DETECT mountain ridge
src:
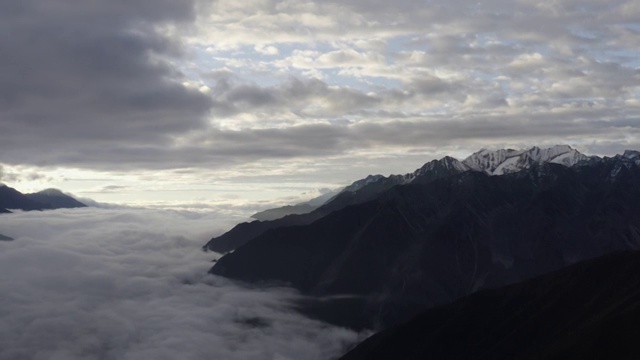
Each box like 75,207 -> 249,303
339,250 -> 640,360
210,153 -> 640,330
204,146 -> 635,253
0,185 -> 87,212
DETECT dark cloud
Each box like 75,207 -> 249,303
207,77 -> 381,117
0,208 -> 364,360
0,0 -> 212,165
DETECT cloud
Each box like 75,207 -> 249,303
0,0 -> 212,165
0,208 -> 364,360
0,0 -> 638,191
254,44 -> 280,56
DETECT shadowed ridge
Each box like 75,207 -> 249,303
340,250 -> 640,360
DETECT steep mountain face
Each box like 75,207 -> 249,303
210,156 -> 640,329
340,251 -> 640,360
0,185 -> 86,212
25,189 -> 87,209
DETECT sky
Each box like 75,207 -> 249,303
0,208 -> 366,360
1,0 -> 639,208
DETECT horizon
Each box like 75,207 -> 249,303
0,144 -> 634,212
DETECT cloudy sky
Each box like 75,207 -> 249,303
1,0 -> 638,207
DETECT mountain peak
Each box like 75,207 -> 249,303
35,188 -> 65,196
623,150 -> 640,160
463,145 -> 585,175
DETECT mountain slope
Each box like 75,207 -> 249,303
340,250 -> 640,360
211,157 -> 640,329
251,188 -> 342,221
0,233 -> 13,241
250,203 -> 317,221
24,189 -> 87,209
206,146 -> 594,253
0,185 -> 46,211
0,185 -> 86,212
204,157 -> 470,253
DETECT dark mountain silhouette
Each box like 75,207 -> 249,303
205,147 -> 594,253
0,185 -> 86,212
0,233 -> 13,241
340,250 -> 640,360
210,155 -> 640,330
25,189 -> 87,209
0,185 -> 46,211
204,158 -> 469,253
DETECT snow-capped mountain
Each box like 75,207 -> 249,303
622,150 -> 640,162
210,148 -> 640,332
331,146 -> 590,202
205,145 -> 637,254
462,145 -> 589,175
462,148 -> 525,174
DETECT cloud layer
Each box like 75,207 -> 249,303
0,208 -> 363,360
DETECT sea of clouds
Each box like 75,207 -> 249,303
0,208 -> 363,360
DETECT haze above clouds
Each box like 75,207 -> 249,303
0,208 -> 362,360
0,0 -> 638,204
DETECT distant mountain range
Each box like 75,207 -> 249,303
340,250 -> 640,360
207,146 -> 640,332
0,184 -> 87,213
249,145 -> 593,222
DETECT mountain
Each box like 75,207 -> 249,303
0,233 -> 13,241
251,189 -> 342,221
25,188 -> 87,209
462,145 -> 590,175
204,158 -> 470,253
210,154 -> 640,330
0,185 -> 46,211
206,146 -> 592,254
251,204 -> 317,221
251,176 -> 394,222
0,185 -> 86,212
340,250 -> 640,360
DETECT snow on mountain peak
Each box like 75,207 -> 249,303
414,156 -> 470,175
463,148 -> 525,174
623,150 -> 640,160
462,145 -> 586,175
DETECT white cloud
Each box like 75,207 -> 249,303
0,208 -> 364,360
254,44 -> 280,56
